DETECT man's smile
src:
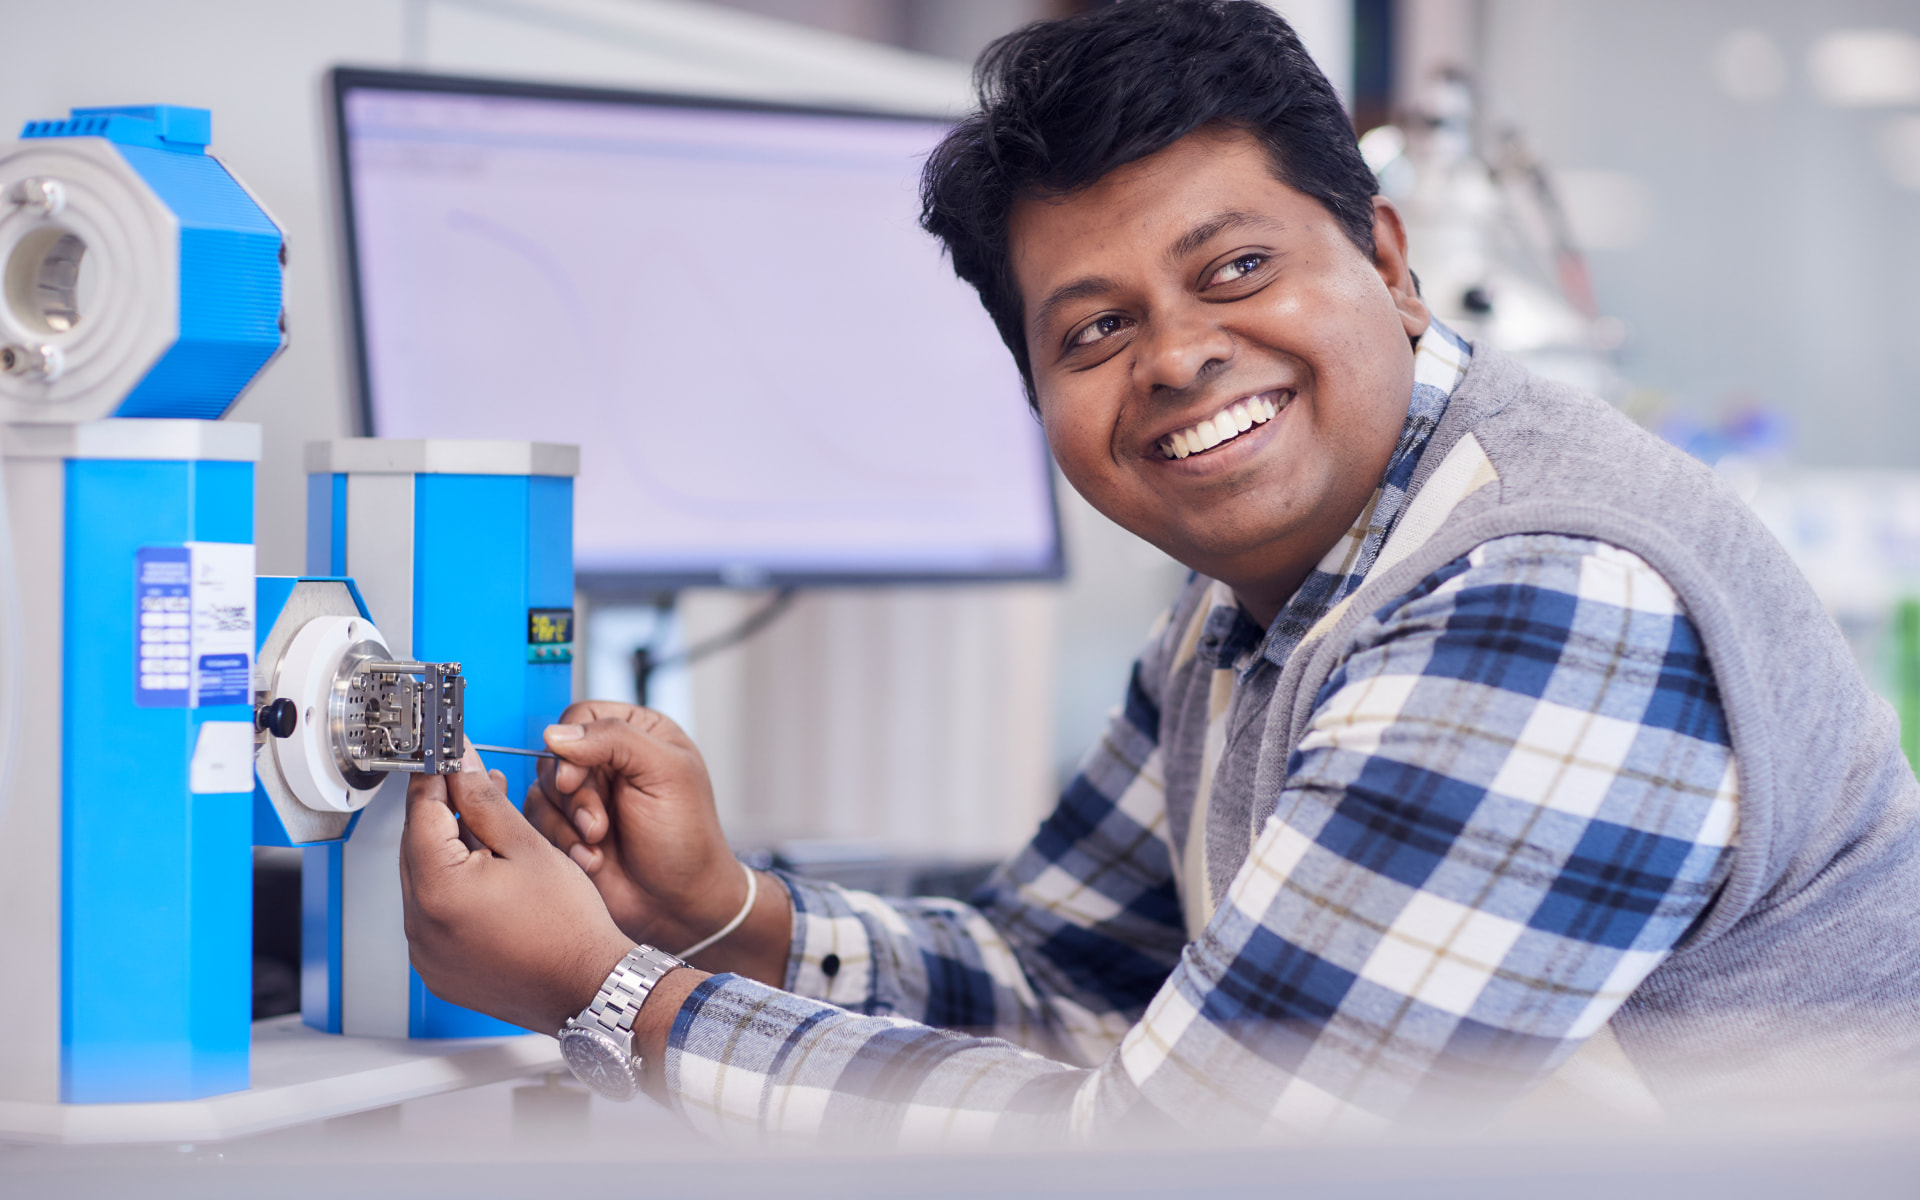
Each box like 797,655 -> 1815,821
1152,388 -> 1289,460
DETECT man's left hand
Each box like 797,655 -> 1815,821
401,748 -> 636,1035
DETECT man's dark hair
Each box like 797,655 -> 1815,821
920,0 -> 1379,404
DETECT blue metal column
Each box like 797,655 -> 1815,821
61,454 -> 254,1101
409,472 -> 574,1036
301,444 -> 575,1039
299,471 -> 349,1034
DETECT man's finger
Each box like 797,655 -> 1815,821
526,782 -> 584,853
403,770 -> 470,885
566,777 -> 610,843
444,747 -> 544,857
537,745 -> 593,805
543,717 -> 681,788
547,768 -> 611,848
526,783 -> 607,873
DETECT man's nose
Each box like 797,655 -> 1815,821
1131,306 -> 1234,395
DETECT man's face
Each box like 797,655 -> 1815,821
1009,127 -> 1429,620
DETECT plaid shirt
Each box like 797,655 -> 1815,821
662,321 -> 1738,1145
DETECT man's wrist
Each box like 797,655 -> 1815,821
629,964 -> 707,1095
675,868 -> 793,986
554,935 -> 639,1036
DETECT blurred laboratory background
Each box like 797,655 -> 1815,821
9,0 -> 1920,884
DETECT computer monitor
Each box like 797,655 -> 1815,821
329,68 -> 1062,591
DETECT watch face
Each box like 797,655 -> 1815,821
559,1025 -> 639,1101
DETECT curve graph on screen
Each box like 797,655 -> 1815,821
340,79 -> 1059,582
439,207 -> 972,519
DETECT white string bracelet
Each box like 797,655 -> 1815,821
676,860 -> 758,959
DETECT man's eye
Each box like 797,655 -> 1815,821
1210,254 -> 1267,286
1071,313 -> 1133,347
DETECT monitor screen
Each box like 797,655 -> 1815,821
330,69 -> 1061,589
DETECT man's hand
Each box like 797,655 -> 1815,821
401,747 -> 636,1035
521,702 -> 789,983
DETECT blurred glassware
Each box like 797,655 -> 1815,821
1808,28 -> 1920,108
1364,69 -> 1628,401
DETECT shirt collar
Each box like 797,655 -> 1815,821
1201,318 -> 1473,674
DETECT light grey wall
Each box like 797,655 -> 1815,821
1475,0 -> 1920,469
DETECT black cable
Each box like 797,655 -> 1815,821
632,588 -> 799,706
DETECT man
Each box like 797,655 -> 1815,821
400,0 -> 1920,1144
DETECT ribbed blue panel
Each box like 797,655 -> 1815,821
22,105 -> 210,151
63,457 -> 253,1102
111,146 -> 282,420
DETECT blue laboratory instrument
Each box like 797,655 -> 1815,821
0,105 -> 283,1104
0,103 -> 576,1130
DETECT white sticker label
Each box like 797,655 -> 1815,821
186,541 -> 254,708
190,720 -> 257,794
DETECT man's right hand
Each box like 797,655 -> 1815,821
521,701 -> 789,983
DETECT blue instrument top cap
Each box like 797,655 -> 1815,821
20,105 -> 211,154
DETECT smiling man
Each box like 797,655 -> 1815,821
400,0 -> 1920,1144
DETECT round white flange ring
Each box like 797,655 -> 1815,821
0,137 -> 179,422
269,613 -> 389,814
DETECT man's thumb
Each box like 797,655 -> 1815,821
542,718 -> 667,784
445,747 -> 539,854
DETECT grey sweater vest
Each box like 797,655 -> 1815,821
1223,347 -> 1920,1096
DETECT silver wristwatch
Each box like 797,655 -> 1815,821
557,944 -> 686,1100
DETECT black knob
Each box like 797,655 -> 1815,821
257,697 -> 298,739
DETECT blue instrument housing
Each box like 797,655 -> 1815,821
20,105 -> 284,419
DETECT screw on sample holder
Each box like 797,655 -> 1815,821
255,697 -> 298,739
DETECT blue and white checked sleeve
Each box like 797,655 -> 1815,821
776,613 -> 1193,1066
660,535 -> 1738,1146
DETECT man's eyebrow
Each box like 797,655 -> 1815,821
1166,210 -> 1286,264
1031,275 -> 1122,334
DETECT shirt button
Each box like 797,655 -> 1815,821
821,954 -> 841,978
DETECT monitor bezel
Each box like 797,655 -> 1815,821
326,65 -> 1065,593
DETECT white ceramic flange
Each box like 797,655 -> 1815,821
268,613 -> 389,814
0,137 -> 178,422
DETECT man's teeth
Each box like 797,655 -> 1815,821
1159,395 -> 1282,459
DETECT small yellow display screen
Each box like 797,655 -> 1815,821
527,608 -> 574,663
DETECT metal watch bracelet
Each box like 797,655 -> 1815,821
582,944 -> 684,1039
559,944 -> 685,1100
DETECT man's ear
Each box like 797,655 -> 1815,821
1370,195 -> 1429,339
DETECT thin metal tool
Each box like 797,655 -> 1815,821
470,742 -> 556,761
